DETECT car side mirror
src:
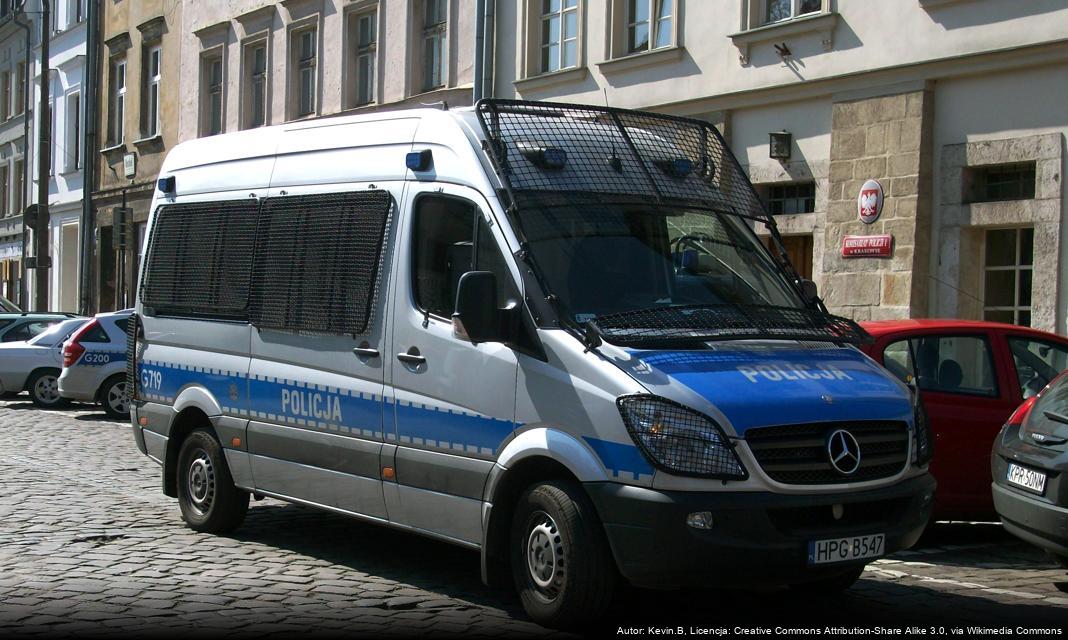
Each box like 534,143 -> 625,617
453,271 -> 510,344
800,278 -> 819,305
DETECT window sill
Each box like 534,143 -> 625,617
132,134 -> 162,146
729,12 -> 838,65
597,46 -> 684,75
513,66 -> 588,93
99,143 -> 126,155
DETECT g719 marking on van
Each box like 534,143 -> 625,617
141,369 -> 163,392
280,387 -> 343,423
737,364 -> 853,383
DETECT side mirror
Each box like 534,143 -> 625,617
800,278 -> 819,305
453,271 -> 507,344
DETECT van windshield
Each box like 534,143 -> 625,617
520,202 -> 864,347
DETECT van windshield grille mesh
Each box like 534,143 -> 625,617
475,99 -> 771,224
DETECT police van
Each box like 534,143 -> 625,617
129,100 -> 935,628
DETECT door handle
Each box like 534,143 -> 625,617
353,342 -> 380,359
397,347 -> 426,365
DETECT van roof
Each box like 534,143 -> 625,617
161,107 -> 479,175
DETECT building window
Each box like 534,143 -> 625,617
244,41 -> 268,129
108,57 -> 126,145
983,227 -> 1033,326
14,61 -> 24,116
764,0 -> 820,24
65,92 -> 80,172
13,158 -> 23,213
540,0 -> 578,73
352,11 -> 377,105
764,181 -> 815,215
143,45 -> 162,138
291,28 -> 317,118
421,0 -> 447,91
0,165 -> 8,216
202,54 -> 223,136
0,71 -> 9,120
966,162 -> 1036,204
627,0 -> 673,54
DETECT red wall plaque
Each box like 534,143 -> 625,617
842,234 -> 893,258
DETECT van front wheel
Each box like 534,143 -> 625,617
176,429 -> 249,533
511,480 -> 616,629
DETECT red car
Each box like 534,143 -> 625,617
860,319 -> 1068,521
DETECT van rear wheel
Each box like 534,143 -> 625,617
511,480 -> 616,629
176,429 -> 249,533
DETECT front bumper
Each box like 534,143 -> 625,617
585,473 -> 935,589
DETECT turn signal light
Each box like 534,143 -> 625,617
382,466 -> 395,480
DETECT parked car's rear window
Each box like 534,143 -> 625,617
80,322 -> 111,343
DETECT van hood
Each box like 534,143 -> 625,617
612,342 -> 913,435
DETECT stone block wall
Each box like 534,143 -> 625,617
823,89 -> 934,321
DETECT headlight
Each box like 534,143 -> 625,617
616,395 -> 747,479
912,393 -> 933,466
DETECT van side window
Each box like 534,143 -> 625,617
411,195 -> 517,319
249,190 -> 393,335
141,200 -> 260,318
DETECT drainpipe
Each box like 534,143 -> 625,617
473,0 -> 485,102
35,0 -> 51,312
481,0 -> 495,100
12,9 -> 31,309
79,0 -> 99,315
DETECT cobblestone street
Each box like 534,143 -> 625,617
1,399 -> 1065,637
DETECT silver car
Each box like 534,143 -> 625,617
0,318 -> 88,407
58,310 -> 132,419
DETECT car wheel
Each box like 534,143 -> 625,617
28,369 -> 68,408
510,480 -> 616,629
789,564 -> 866,593
176,429 -> 249,533
100,375 -> 130,419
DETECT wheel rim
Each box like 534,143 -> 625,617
107,381 -> 129,415
35,375 -> 60,404
526,511 -> 565,598
186,449 -> 216,516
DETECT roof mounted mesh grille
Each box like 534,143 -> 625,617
475,99 -> 771,224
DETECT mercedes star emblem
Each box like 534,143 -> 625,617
827,429 -> 862,475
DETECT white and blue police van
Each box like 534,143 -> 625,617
129,100 -> 935,629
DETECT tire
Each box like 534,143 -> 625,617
511,480 -> 616,629
789,564 -> 866,594
99,375 -> 130,420
27,369 -> 68,408
176,429 -> 249,533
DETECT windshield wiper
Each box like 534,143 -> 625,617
1043,410 -> 1068,426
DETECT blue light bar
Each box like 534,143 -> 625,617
518,142 -> 567,170
406,149 -> 433,172
656,158 -> 693,178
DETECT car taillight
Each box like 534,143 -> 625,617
63,341 -> 85,367
63,319 -> 98,367
1007,396 -> 1037,428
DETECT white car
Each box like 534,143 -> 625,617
58,309 -> 132,419
0,318 -> 88,407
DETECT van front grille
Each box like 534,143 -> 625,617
745,421 -> 909,485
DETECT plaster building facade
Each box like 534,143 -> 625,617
91,0 -> 181,312
0,1 -> 34,306
492,0 -> 1068,333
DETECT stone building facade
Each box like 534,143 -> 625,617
492,0 -> 1068,333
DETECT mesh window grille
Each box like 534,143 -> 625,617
476,99 -> 769,224
249,191 -> 392,335
141,200 -> 260,317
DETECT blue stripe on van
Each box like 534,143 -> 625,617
138,360 -> 513,455
583,436 -> 653,481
